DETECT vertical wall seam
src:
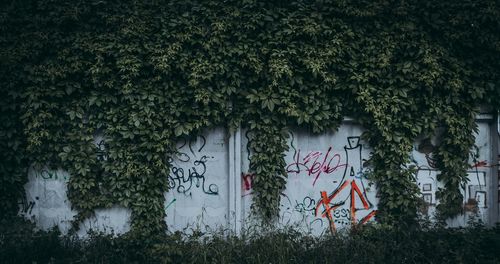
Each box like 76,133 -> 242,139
228,127 -> 235,231
235,126 -> 242,235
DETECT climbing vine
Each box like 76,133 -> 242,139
0,0 -> 499,233
435,104 -> 479,221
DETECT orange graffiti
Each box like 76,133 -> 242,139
316,179 -> 376,231
350,180 -> 370,224
359,210 -> 377,225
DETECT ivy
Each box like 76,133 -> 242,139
247,123 -> 288,221
435,104 -> 478,221
0,0 -> 499,233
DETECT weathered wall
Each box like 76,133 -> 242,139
20,167 -> 131,236
412,119 -> 497,226
163,128 -> 230,233
20,117 -> 500,236
241,123 -> 377,236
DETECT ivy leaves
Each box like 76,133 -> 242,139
248,123 -> 289,221
0,0 -> 499,232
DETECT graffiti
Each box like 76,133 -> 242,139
416,169 -> 489,218
18,196 -> 37,214
294,196 -> 316,214
245,130 -> 252,163
174,136 -> 207,162
317,191 -> 335,233
311,136 -> 376,232
414,141 -> 494,170
35,170 -> 67,181
416,138 -> 438,169
165,198 -> 177,210
424,155 -> 438,168
242,173 -> 255,191
96,140 -> 108,161
417,169 -> 437,208
169,155 -> 219,196
471,160 -> 496,168
329,208 -> 351,221
286,147 -> 347,186
344,137 -> 365,179
310,218 -> 324,228
279,194 -> 295,225
316,181 -> 376,232
464,171 -> 487,211
168,136 -> 219,196
470,143 -> 493,168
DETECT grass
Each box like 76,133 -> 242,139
1,217 -> 499,264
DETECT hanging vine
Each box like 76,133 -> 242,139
0,0 -> 499,233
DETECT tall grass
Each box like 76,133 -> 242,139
1,216 -> 499,264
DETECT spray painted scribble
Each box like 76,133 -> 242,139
416,168 -> 489,222
96,140 -> 108,161
165,198 -> 177,210
35,170 -> 67,181
173,136 -> 207,163
315,137 -> 376,231
241,172 -> 255,198
464,170 -> 487,212
169,155 -> 218,196
284,135 -> 376,233
294,196 -> 316,214
286,147 -> 347,186
242,173 -> 254,191
316,180 -> 376,233
168,136 -> 219,196
415,138 -> 438,169
19,196 -> 37,215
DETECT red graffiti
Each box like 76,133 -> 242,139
286,147 -> 347,186
319,191 -> 339,233
242,173 -> 255,192
359,210 -> 377,225
349,180 -> 369,224
472,160 -> 489,168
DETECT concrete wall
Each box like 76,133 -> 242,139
19,167 -> 131,236
241,123 -> 377,236
19,117 -> 500,236
412,118 -> 497,226
163,128 -> 231,233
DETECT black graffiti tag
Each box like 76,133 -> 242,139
168,155 -> 219,196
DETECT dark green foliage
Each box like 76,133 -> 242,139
0,86 -> 28,218
1,0 -> 499,232
435,106 -> 478,220
1,218 -> 500,264
247,123 -> 289,220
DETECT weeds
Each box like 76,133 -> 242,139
1,217 -> 499,264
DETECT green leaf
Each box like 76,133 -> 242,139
174,126 -> 183,137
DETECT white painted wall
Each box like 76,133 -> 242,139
20,167 -> 131,236
241,124 -> 377,235
164,128 -> 231,233
412,121 -> 495,226
20,118 -> 500,236
20,167 -> 75,234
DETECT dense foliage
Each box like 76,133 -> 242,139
1,217 -> 500,264
1,0 -> 499,233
